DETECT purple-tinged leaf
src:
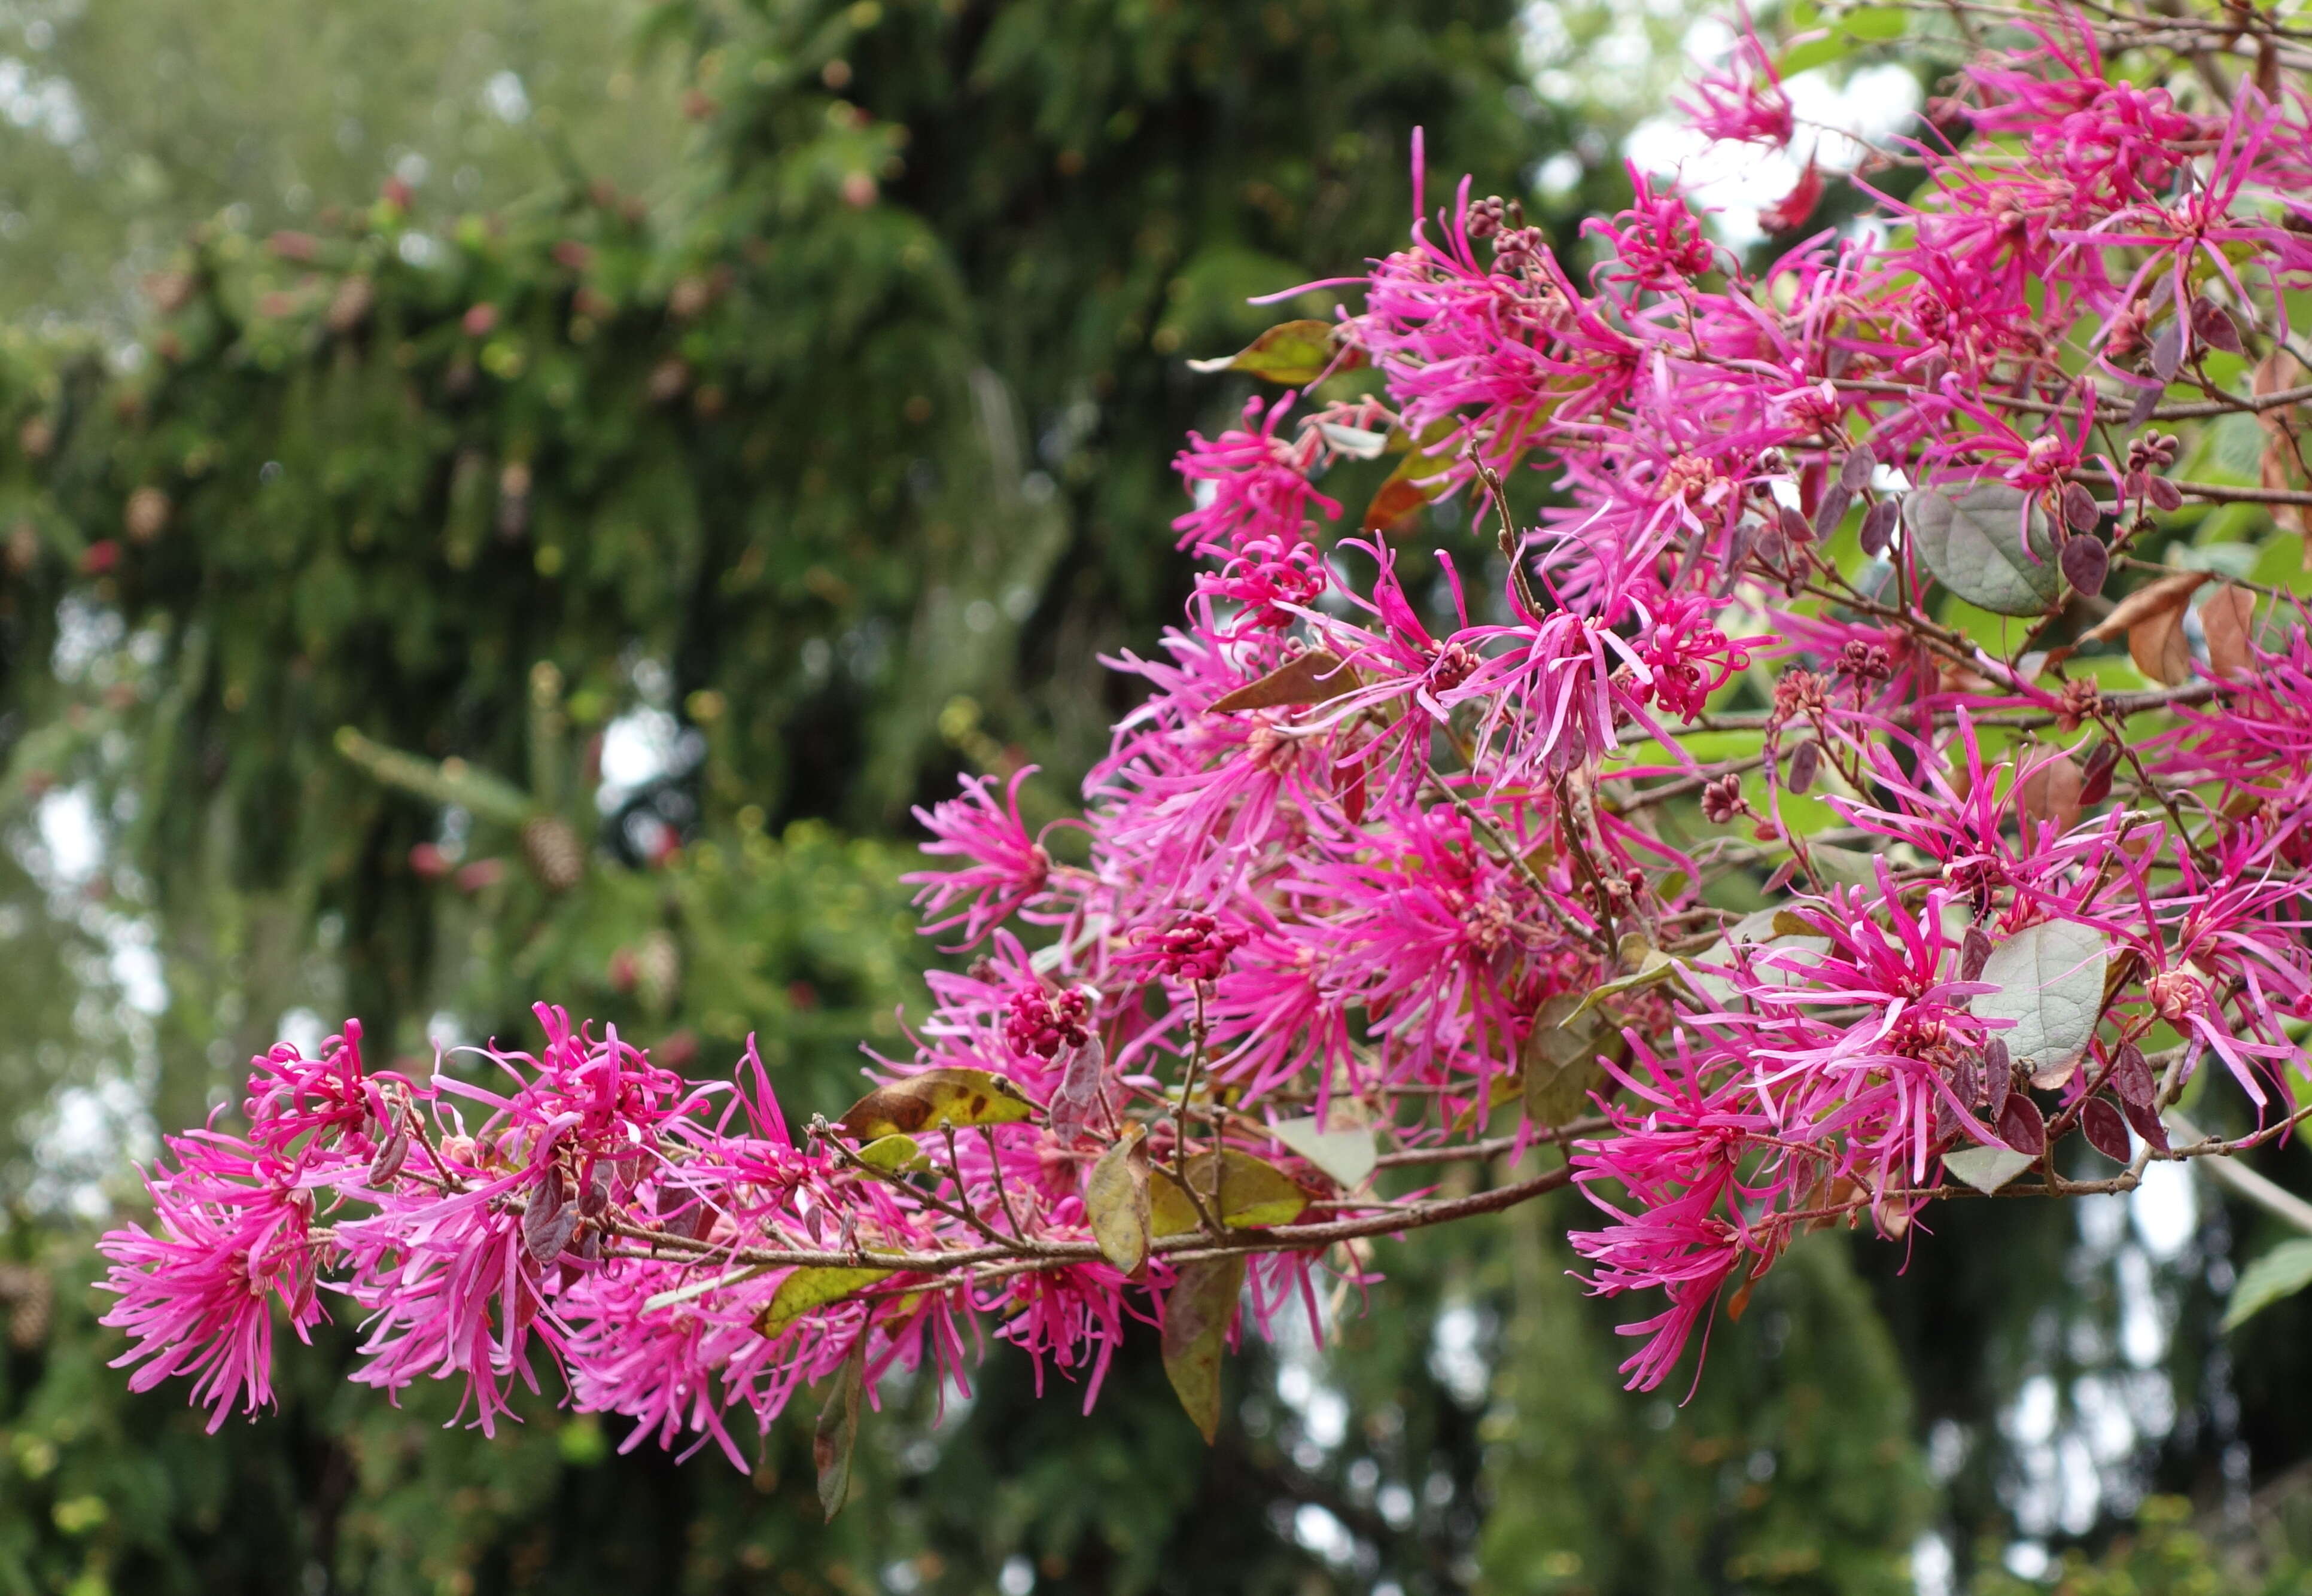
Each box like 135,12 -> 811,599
1860,497 -> 1899,556
2081,1097 -> 2132,1162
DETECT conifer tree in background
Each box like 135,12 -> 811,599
13,2 -> 2286,1592
0,2 -> 1697,1591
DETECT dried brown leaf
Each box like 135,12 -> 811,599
1209,650 -> 1360,714
2201,583 -> 2256,677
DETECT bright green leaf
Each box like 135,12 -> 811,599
2224,1238 -> 2312,1330
755,1266 -> 893,1340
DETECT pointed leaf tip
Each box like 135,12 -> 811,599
1161,1254 -> 1245,1443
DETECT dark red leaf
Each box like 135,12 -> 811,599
2078,741 -> 2120,806
1814,483 -> 1853,541
2081,1097 -> 2132,1163
2150,317 -> 2184,382
1787,739 -> 1821,794
2191,296 -> 2243,355
1985,1038 -> 2013,1118
1759,162 -> 1824,234
1960,927 -> 1993,984
2109,1041 -> 2156,1108
2059,534 -> 2109,596
1997,1092 -> 2046,1156
2121,1094 -> 2170,1151
2061,482 -> 2101,532
1860,498 -> 1899,556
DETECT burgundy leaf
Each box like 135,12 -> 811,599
2078,741 -> 2120,806
367,1130 -> 410,1187
1860,498 -> 1899,556
2081,1097 -> 2132,1163
2150,317 -> 2184,381
1787,739 -> 1821,794
1997,1092 -> 2046,1156
2061,481 -> 2101,532
2059,534 -> 2109,596
1814,482 -> 1854,541
2121,1094 -> 2171,1151
2109,1041 -> 2156,1108
2191,295 -> 2243,355
1960,927 -> 1993,984
1985,1038 -> 2013,1118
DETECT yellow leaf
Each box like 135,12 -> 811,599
1183,320 -> 1361,385
1149,1150 -> 1310,1236
838,1068 -> 1033,1141
856,1133 -> 929,1172
1085,1126 -> 1151,1274
755,1266 -> 893,1340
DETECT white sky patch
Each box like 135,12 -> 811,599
2131,1160 -> 2200,1262
596,706 -> 686,812
1911,1530 -> 1955,1596
1625,27 -> 1922,248
276,1007 -> 329,1059
482,69 -> 531,125
35,787 -> 102,884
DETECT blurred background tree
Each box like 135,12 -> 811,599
0,0 -> 2305,1592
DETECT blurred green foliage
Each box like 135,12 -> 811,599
0,0 -> 690,330
0,1 -> 1646,1592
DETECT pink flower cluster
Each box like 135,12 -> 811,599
102,2 -> 2312,1449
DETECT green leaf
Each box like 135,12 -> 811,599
1149,1150 -> 1310,1235
1942,1146 -> 2036,1194
812,1339 -> 866,1522
1906,481 -> 2061,616
334,726 -> 536,826
1085,1126 -> 1152,1274
755,1266 -> 893,1340
1563,949 -> 1680,1023
1522,991 -> 1616,1128
2224,1238 -> 2312,1330
1808,842 -> 1881,889
1841,6 -> 1908,39
1267,1115 -> 1378,1189
1161,1254 -> 1245,1443
838,1067 -> 1034,1140
1184,319 -> 1357,385
856,1132 -> 929,1172
1775,34 -> 1851,75
1969,919 -> 2110,1085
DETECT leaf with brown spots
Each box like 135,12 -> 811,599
838,1068 -> 1033,1141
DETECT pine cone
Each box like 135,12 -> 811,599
0,1263 -> 53,1350
521,815 -> 586,893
